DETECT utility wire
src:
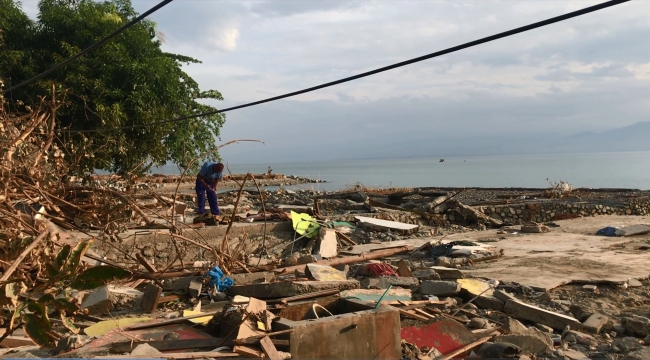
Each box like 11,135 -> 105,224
1,0 -> 174,94
63,0 -> 629,133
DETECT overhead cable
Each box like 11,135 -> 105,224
63,0 -> 630,133
1,0 -> 174,94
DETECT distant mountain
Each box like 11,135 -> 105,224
555,121 -> 650,153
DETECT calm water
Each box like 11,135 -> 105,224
155,152 -> 650,191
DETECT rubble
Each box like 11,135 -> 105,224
4,102 -> 650,358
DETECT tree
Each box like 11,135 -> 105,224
0,0 -> 226,174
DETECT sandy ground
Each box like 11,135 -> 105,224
348,215 -> 650,291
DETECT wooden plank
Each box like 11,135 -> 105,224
140,283 -> 162,314
111,338 -> 226,353
124,310 -> 222,330
413,308 -> 436,320
234,338 -> 289,346
260,336 -> 282,360
335,231 -> 357,246
396,260 -> 412,277
0,336 -> 35,348
396,308 -> 430,321
96,352 -> 239,359
136,253 -> 157,273
234,298 -> 267,357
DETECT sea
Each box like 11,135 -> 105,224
154,151 -> 650,191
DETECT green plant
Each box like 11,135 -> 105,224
8,239 -> 130,346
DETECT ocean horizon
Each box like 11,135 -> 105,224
153,151 -> 650,191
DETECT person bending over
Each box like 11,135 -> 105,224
196,161 -> 224,215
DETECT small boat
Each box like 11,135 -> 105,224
439,159 -> 445,163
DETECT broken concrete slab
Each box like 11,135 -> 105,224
428,266 -> 464,279
354,216 -> 419,234
411,269 -> 440,280
457,278 -> 504,311
81,287 -> 114,315
583,313 -> 609,334
227,280 -> 360,299
360,277 -> 419,289
493,335 -> 551,354
305,264 -> 346,281
503,299 -> 582,331
420,281 -> 461,296
615,224 -> 650,237
228,272 -> 276,285
130,343 -> 162,356
621,314 -> 650,337
340,288 -> 412,303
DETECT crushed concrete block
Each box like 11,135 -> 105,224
624,347 -> 650,360
494,335 -> 552,354
428,266 -> 463,279
521,223 -> 550,233
81,287 -> 114,315
563,349 -> 588,360
504,318 -> 530,335
411,269 -> 440,280
360,277 -> 419,289
298,255 -> 318,265
420,281 -> 461,296
131,343 -> 162,356
567,330 -> 597,346
188,280 -> 202,298
503,299 -> 582,331
621,314 -> 650,337
228,272 -> 276,285
306,264 -> 347,281
612,337 -> 642,352
583,313 -> 609,334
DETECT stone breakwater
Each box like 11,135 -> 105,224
474,198 -> 650,224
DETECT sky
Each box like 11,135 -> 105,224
18,0 -> 650,162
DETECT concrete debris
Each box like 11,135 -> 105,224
130,343 -> 163,356
621,314 -> 650,337
80,287 -> 114,315
420,280 -> 461,296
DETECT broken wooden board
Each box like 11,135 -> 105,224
141,283 -> 163,314
111,338 -> 226,353
260,336 -> 283,360
84,317 -> 153,337
354,216 -> 419,234
233,297 -> 267,358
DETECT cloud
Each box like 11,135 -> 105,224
16,0 -> 650,163
209,26 -> 240,52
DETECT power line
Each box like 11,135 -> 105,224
1,0 -> 174,94
65,0 -> 629,133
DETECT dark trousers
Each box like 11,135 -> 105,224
196,178 -> 220,215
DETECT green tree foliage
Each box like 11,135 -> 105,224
0,0 -> 225,174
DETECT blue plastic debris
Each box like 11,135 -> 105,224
206,266 -> 234,292
596,226 -> 617,237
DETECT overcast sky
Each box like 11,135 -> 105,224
19,0 -> 650,162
